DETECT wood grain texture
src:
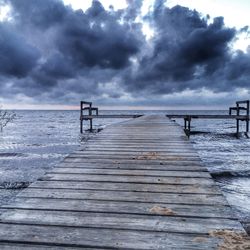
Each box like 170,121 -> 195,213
2,197 -> 237,219
29,180 -> 221,194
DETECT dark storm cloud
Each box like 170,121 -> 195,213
0,0 -> 250,106
0,22 -> 40,77
5,0 -> 67,29
40,53 -> 75,79
55,6 -> 140,70
1,0 -> 143,103
226,50 -> 250,81
7,0 -> 142,70
124,3 -> 237,94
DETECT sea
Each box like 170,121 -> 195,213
0,110 -> 249,231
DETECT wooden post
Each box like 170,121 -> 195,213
246,100 -> 249,133
236,103 -> 239,136
187,116 -> 191,138
184,118 -> 187,130
89,103 -> 93,132
183,117 -> 191,138
80,101 -> 93,133
80,101 -> 83,134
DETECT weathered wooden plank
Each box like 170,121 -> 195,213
85,142 -> 191,147
48,168 -> 210,178
69,151 -> 200,157
83,143 -> 193,148
0,243 -> 95,250
82,145 -> 193,150
97,134 -> 185,137
94,135 -> 187,138
87,138 -> 189,142
72,151 -> 199,157
0,223 -> 222,249
0,209 -> 243,234
39,173 -> 214,185
81,114 -> 142,119
2,197 -> 236,219
30,180 -> 220,194
91,131 -> 185,134
91,129 -> 185,132
167,114 -> 250,119
63,158 -> 203,166
18,188 -> 227,205
100,131 -> 184,133
56,162 -> 206,171
81,146 -> 196,150
82,147 -> 195,152
66,154 -> 201,161
86,140 -> 191,144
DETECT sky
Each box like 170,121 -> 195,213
0,0 -> 250,109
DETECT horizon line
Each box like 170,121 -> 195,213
2,104 -> 229,111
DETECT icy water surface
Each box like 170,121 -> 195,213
0,110 -> 131,204
0,110 -> 249,231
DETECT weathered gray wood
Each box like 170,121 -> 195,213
63,158 -> 203,165
0,243 -> 95,250
88,138 -> 189,142
2,197 -> 236,219
69,150 -> 200,156
18,188 -> 227,205
72,151 -> 199,157
82,147 -> 195,152
81,114 -> 142,119
0,223 -> 222,249
81,147 -> 196,152
56,162 -> 206,171
39,173 -> 214,185
30,180 -> 220,194
167,114 -> 250,119
48,168 -> 211,178
65,155 -> 201,162
86,142 -> 192,146
0,209 -> 243,234
80,145 -> 196,150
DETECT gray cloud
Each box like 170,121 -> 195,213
124,4 -> 237,94
1,0 -> 143,103
5,0 -> 67,30
0,0 -> 250,106
0,22 -> 40,77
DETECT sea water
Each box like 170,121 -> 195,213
0,110 -> 249,229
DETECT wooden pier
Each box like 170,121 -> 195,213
0,115 -> 247,249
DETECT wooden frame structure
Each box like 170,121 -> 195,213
229,100 -> 249,135
80,101 -> 98,133
81,100 -> 250,137
167,100 -> 250,138
80,101 -> 142,133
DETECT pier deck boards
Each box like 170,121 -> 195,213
0,115 -> 246,249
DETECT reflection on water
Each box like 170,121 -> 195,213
0,110 -> 249,228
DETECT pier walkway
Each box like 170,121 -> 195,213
0,115 -> 246,249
